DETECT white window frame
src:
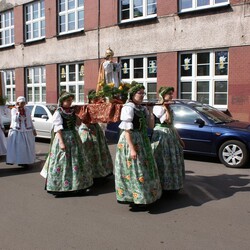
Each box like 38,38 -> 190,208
120,56 -> 157,101
119,0 -> 157,23
25,0 -> 45,42
179,0 -> 229,13
58,0 -> 84,35
26,66 -> 46,103
179,49 -> 229,109
59,63 -> 84,104
2,70 -> 16,104
0,10 -> 14,48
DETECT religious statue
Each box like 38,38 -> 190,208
96,47 -> 121,92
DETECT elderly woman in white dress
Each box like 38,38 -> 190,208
6,96 -> 36,167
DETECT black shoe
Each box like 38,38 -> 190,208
6,163 -> 13,165
117,200 -> 134,205
18,164 -> 29,167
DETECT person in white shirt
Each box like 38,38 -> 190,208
6,96 -> 36,167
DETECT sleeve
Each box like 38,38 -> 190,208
25,107 -> 35,129
114,62 -> 121,72
0,114 -> 3,129
10,108 -> 17,128
52,110 -> 63,132
118,105 -> 134,130
153,105 -> 167,124
103,61 -> 113,73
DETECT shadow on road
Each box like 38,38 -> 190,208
148,172 -> 250,214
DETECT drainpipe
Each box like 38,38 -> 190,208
98,0 -> 101,65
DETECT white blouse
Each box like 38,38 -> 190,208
52,108 -> 75,133
119,102 -> 148,130
153,105 -> 167,124
10,107 -> 34,131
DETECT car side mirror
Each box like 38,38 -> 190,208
41,114 -> 48,120
194,118 -> 205,127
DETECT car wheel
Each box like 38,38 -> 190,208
219,140 -> 249,168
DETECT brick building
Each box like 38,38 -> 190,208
0,0 -> 250,121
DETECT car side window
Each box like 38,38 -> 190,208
34,106 -> 47,118
171,105 -> 200,124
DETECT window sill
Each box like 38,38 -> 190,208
0,44 -> 15,51
57,30 -> 85,40
178,4 -> 231,16
118,16 -> 158,28
23,37 -> 46,46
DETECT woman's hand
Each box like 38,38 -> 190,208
59,141 -> 66,150
33,129 -> 37,136
180,139 -> 185,148
130,148 -> 137,160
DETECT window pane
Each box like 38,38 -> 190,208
60,65 -> 67,82
215,94 -> 227,105
41,0 -> 45,17
180,0 -> 192,10
197,81 -> 209,92
134,58 -> 143,78
33,22 -> 39,38
33,2 -> 39,19
42,87 -> 46,102
197,53 -> 210,76
215,0 -> 228,3
79,64 -> 84,81
34,68 -> 40,83
28,88 -> 32,102
181,81 -> 192,92
121,0 -> 130,20
69,65 -> 76,81
181,93 -> 192,99
79,85 -> 84,102
148,57 -> 157,78
26,5 -> 31,21
78,0 -> 84,7
78,10 -> 84,29
147,82 -> 156,92
121,59 -> 130,79
59,15 -> 66,32
69,85 -> 76,94
134,0 -> 143,18
34,87 -> 40,102
68,13 -> 75,30
215,81 -> 227,92
59,0 -> 66,12
197,0 -> 209,7
68,0 -> 75,10
215,51 -> 228,75
34,106 -> 47,117
181,54 -> 192,76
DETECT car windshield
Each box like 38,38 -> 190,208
194,104 -> 234,123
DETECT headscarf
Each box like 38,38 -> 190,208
16,96 -> 26,104
58,91 -> 74,107
158,86 -> 174,104
127,83 -> 145,102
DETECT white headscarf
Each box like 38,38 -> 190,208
16,96 -> 26,103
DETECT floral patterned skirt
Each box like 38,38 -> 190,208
151,125 -> 185,191
79,123 -> 113,178
115,130 -> 162,204
44,130 -> 93,192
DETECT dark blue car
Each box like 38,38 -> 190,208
106,100 -> 250,168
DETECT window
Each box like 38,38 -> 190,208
34,106 -> 47,118
26,66 -> 46,103
25,0 -> 45,41
59,63 -> 84,103
179,0 -> 229,12
0,10 -> 14,47
179,50 -> 228,108
121,56 -> 157,100
171,105 -> 200,124
2,70 -> 15,103
58,0 -> 84,34
120,0 -> 157,23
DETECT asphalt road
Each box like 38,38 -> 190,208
0,139 -> 250,250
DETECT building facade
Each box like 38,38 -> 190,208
0,0 -> 250,121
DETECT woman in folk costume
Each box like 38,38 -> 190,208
115,83 -> 162,208
78,90 -> 113,180
41,91 -> 93,195
151,87 -> 185,194
96,46 -> 121,92
0,115 -> 7,156
6,96 -> 36,167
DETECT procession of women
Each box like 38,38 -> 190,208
1,47 -> 185,211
